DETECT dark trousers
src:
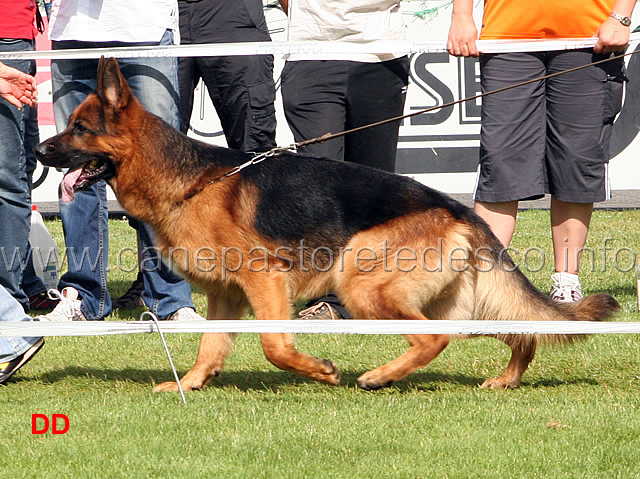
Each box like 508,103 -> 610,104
178,0 -> 276,152
281,57 -> 409,172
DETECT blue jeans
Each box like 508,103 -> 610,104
51,30 -> 195,319
23,103 -> 47,299
0,39 -> 37,311
0,284 -> 41,363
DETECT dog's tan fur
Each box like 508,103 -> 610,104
36,58 -> 620,392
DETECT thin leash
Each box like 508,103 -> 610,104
185,48 -> 638,198
294,49 -> 637,151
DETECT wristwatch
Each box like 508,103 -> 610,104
610,11 -> 632,27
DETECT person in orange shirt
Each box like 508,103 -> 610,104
447,0 -> 636,302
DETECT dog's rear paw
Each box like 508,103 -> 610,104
480,376 -> 520,389
356,371 -> 394,391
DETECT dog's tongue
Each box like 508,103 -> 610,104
61,168 -> 83,203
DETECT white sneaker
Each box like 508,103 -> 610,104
168,307 -> 206,321
550,273 -> 583,303
36,288 -> 87,321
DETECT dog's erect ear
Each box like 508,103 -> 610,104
96,56 -> 132,111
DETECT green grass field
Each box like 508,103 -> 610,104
2,210 -> 639,478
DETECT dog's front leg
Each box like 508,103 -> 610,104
153,286 -> 248,393
257,332 -> 341,385
248,273 -> 341,385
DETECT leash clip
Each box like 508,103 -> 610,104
224,144 -> 297,178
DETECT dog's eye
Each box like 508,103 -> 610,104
73,121 -> 88,133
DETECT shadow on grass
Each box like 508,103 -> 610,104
338,370 -> 598,391
34,366 -> 598,392
608,284 -> 637,297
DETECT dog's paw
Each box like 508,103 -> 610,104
152,381 -> 182,393
356,371 -> 394,391
480,376 -> 520,389
152,380 -> 204,393
311,359 -> 341,385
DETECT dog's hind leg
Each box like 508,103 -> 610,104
340,274 -> 455,390
344,288 -> 450,390
480,336 -> 537,389
357,330 -> 450,391
153,285 -> 248,393
338,290 -> 450,390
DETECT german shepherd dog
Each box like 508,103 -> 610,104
36,58 -> 619,392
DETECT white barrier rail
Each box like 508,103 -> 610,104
2,35 -> 640,61
2,319 -> 640,337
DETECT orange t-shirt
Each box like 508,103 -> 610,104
479,0 -> 615,40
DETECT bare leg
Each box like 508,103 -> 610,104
474,200 -> 519,248
550,197 -> 593,274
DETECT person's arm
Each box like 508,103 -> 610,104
447,0 -> 479,57
279,0 -> 288,16
594,0 -> 636,54
0,61 -> 37,108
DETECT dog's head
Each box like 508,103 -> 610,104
35,57 -> 139,202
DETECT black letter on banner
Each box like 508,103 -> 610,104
409,53 -> 454,126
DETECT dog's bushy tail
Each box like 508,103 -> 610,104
536,293 -> 621,345
470,224 -> 620,346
